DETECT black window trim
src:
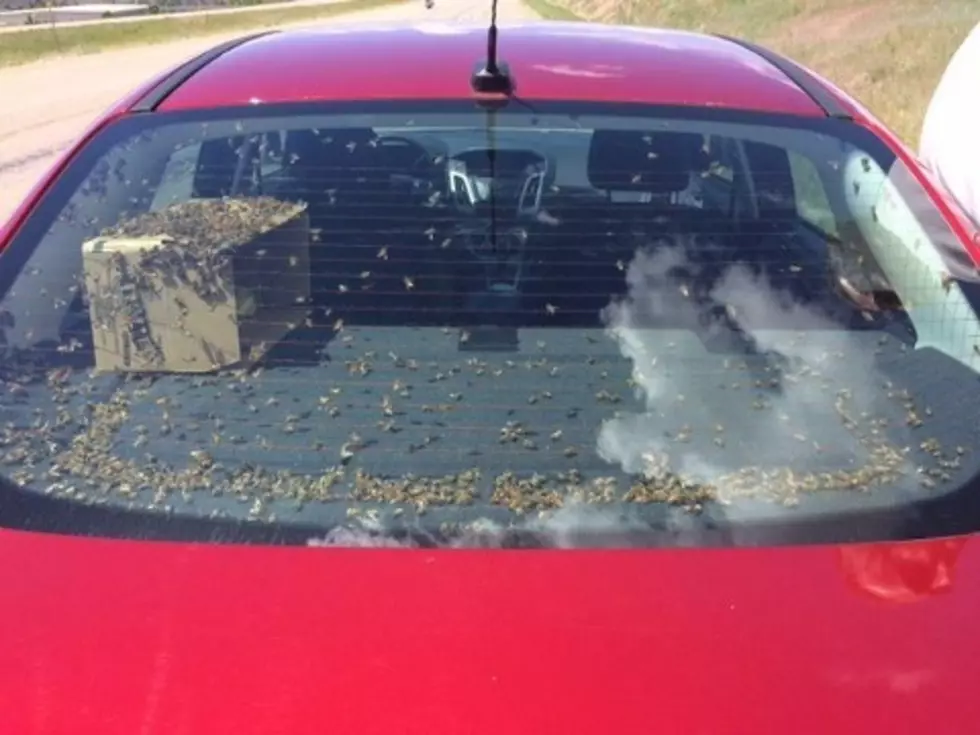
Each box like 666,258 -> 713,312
130,30 -> 279,113
714,35 -> 854,121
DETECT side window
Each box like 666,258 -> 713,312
703,135 -> 772,223
149,133 -> 288,212
699,135 -> 736,214
788,151 -> 839,238
705,135 -> 735,183
259,132 -> 286,176
150,141 -> 201,211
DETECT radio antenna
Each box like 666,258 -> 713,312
470,0 -> 513,95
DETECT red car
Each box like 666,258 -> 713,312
1,18 -> 980,735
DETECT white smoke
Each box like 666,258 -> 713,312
307,526 -> 417,548
523,500 -> 649,548
595,235 -> 913,502
306,505 -> 649,549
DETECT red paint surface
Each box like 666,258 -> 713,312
0,529 -> 978,734
2,30 -> 979,732
158,23 -> 826,116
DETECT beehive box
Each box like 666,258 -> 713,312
82,197 -> 311,373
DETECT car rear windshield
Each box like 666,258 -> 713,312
1,100 -> 979,548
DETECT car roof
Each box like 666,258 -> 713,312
151,21 -> 831,118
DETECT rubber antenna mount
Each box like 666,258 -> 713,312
470,0 -> 513,95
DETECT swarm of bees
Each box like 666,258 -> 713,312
0,324 -> 970,522
350,468 -> 478,513
83,196 -> 310,371
92,196 -> 306,314
99,197 -> 302,254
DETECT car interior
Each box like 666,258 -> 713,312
182,124 -> 899,340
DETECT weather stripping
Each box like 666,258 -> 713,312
132,31 -> 278,113
715,35 -> 854,120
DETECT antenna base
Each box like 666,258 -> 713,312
470,60 -> 514,95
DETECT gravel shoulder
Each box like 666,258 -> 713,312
0,0 -> 539,224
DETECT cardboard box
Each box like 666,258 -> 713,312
82,197 -> 311,373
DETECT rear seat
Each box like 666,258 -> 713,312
527,130 -> 719,323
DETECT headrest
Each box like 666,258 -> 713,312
587,130 -> 707,193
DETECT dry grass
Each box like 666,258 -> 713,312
0,0 -> 407,69
538,0 -> 978,147
523,0 -> 583,21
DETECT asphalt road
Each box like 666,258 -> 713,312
0,0 -> 539,225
